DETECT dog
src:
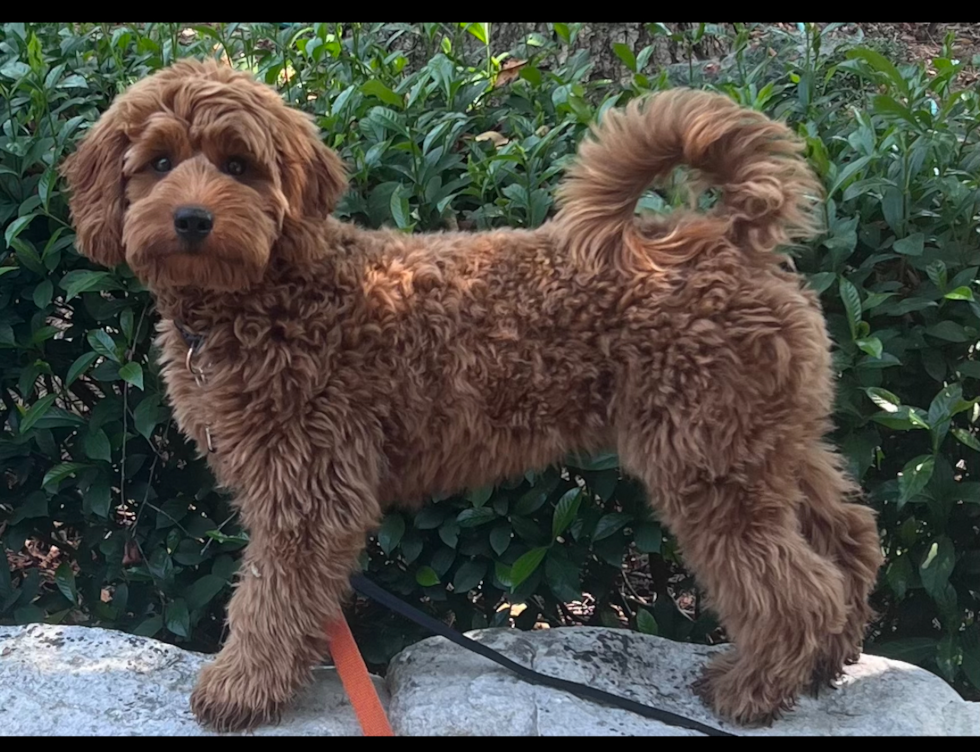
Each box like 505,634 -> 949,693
62,57 -> 883,732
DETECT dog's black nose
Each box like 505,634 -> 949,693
173,206 -> 213,242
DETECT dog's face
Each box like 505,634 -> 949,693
61,59 -> 347,291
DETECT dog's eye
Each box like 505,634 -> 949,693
223,157 -> 247,177
151,156 -> 172,173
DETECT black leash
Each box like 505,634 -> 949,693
349,573 -> 735,737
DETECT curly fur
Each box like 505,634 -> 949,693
62,58 -> 883,732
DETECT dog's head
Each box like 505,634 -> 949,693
61,58 -> 347,291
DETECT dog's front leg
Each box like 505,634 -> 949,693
190,449 -> 382,733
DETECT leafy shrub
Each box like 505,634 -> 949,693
1,22 -> 977,698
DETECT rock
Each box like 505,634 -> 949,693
387,627 -> 980,736
0,623 -> 386,736
2,623 -> 976,736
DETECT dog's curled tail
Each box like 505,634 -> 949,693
553,88 -> 823,273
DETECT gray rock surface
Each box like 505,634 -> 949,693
0,623 -> 386,735
387,627 -> 980,736
1,623 -> 977,735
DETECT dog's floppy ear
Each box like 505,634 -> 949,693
60,110 -> 130,268
277,109 -> 348,220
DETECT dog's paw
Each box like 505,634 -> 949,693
808,633 -> 859,697
693,653 -> 789,728
190,660 -> 285,733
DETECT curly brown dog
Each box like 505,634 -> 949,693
62,58 -> 883,732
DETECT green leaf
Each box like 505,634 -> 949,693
552,488 -> 583,539
438,517 -> 459,548
390,185 -> 411,230
919,536 -> 956,602
872,94 -> 918,127
893,233 -> 924,256
82,428 -> 112,463
925,321 -> 969,342
457,507 -> 496,528
898,455 -> 934,507
120,308 -> 135,343
881,187 -> 904,234
513,488 -> 548,516
829,155 -> 873,196
414,505 -> 448,530
19,394 -> 56,433
807,272 -> 836,294
4,214 -> 36,249
0,60 -> 31,80
567,450 -> 619,471
42,462 -> 90,489
415,565 -> 440,587
58,74 -> 88,89
461,22 -> 489,45
489,523 -> 512,556
634,522 -> 662,554
937,635 -> 962,683
886,556 -> 912,600
378,513 -> 405,555
32,326 -> 58,345
165,598 -> 190,637
509,546 -> 548,588
926,260 -> 948,293
65,351 -> 99,387
944,286 -> 975,301
494,561 -> 513,589
612,42 -> 637,72
846,48 -> 909,96
87,330 -> 121,363
184,575 -> 226,611
118,362 -> 144,390
54,561 -> 77,604
963,632 -> 980,690
544,549 -> 581,602
32,279 -> 53,309
952,428 -> 980,453
79,473 -> 110,519
133,396 -> 162,440
839,277 -> 863,340
360,80 -> 404,109
636,608 -> 658,635
452,560 -> 486,592
465,485 -> 493,508
865,387 -> 903,413
855,337 -> 883,359
61,270 -> 112,300
868,638 -> 936,664
593,512 -> 632,541
133,615 -> 163,638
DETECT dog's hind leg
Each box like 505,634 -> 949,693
190,436 -> 383,733
795,443 -> 882,692
619,431 -> 849,726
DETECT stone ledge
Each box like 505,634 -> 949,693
1,624 -> 976,736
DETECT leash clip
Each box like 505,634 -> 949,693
181,331 -> 217,454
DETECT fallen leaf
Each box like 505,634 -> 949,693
494,58 -> 527,88
122,539 -> 142,566
475,131 -> 509,147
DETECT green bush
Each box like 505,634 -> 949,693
1,22 -> 977,698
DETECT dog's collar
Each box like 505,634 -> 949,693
173,319 -> 217,454
174,320 -> 208,352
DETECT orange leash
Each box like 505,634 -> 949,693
326,616 -> 394,736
